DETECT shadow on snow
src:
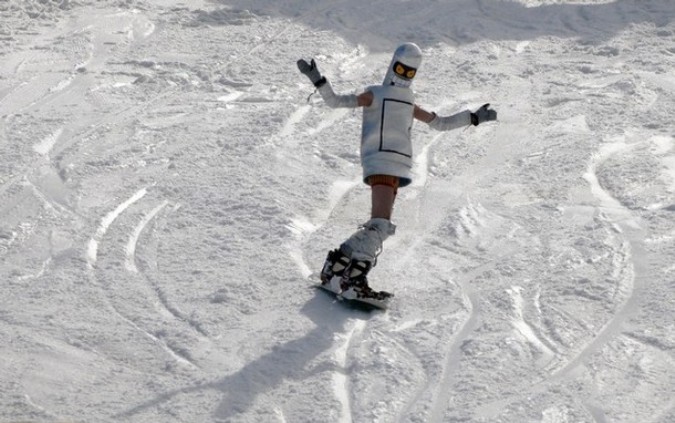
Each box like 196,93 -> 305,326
115,292 -> 372,420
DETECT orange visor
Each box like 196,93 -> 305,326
393,61 -> 417,79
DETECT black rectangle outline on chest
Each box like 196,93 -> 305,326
379,98 -> 414,158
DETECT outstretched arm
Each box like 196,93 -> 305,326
318,80 -> 370,108
415,104 -> 497,130
297,58 -> 369,108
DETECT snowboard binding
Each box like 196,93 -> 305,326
320,248 -> 351,285
320,249 -> 391,301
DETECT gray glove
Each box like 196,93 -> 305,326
470,104 -> 497,126
297,58 -> 326,88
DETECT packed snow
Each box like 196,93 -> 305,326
1,0 -> 674,422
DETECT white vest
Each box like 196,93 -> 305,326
360,85 -> 415,187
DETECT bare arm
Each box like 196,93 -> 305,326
414,105 -> 436,123
357,91 -> 373,107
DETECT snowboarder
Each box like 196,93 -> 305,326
298,42 -> 497,302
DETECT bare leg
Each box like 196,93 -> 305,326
371,184 -> 397,219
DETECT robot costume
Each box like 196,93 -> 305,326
318,43 -> 423,188
297,43 -> 496,299
318,43 -> 423,297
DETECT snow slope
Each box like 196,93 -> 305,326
1,0 -> 673,422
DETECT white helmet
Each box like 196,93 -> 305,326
383,42 -> 422,88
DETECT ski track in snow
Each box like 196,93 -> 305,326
549,136 -> 646,379
125,200 -> 169,273
333,321 -> 367,423
87,187 -> 148,268
427,277 -> 481,423
85,188 -> 206,368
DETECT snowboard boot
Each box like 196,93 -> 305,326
320,248 -> 351,287
322,219 -> 396,298
339,259 -> 382,300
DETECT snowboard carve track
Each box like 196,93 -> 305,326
86,188 -> 147,268
125,200 -> 169,273
426,278 -> 481,423
549,140 -> 646,378
333,321 -> 366,423
86,189 -> 210,368
85,189 -> 194,366
126,201 -> 210,338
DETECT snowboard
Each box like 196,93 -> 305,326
314,283 -> 393,311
